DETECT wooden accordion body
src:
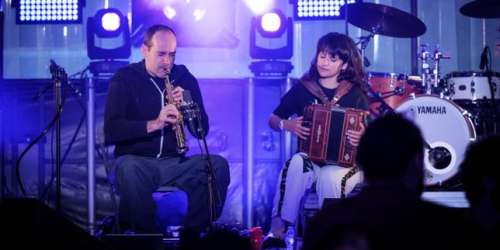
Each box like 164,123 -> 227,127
299,104 -> 369,167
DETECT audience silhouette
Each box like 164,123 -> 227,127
302,113 -> 480,250
460,135 -> 500,247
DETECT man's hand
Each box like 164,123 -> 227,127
147,104 -> 180,133
284,116 -> 311,140
159,104 -> 180,125
171,86 -> 184,104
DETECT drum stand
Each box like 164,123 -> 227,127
357,29 -> 397,114
481,46 -> 498,135
418,44 -> 450,96
357,30 -> 377,68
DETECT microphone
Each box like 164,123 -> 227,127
50,59 -> 61,75
363,56 -> 371,67
49,60 -> 82,97
180,90 -> 201,136
479,46 -> 489,70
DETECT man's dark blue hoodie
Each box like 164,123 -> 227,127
104,60 -> 209,158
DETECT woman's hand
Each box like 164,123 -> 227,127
283,116 -> 310,140
346,122 -> 365,147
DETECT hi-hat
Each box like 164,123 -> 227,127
341,2 -> 426,38
460,0 -> 500,18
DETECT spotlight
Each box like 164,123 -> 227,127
293,0 -> 360,20
163,6 -> 176,20
192,9 -> 206,22
250,9 -> 292,60
14,0 -> 84,24
86,8 -> 131,75
101,12 -> 121,32
249,9 -> 293,77
132,0 -> 239,48
244,0 -> 274,15
258,12 -> 285,37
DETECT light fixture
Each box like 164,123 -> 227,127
132,0 -> 239,48
250,9 -> 292,60
244,0 -> 274,16
249,9 -> 293,77
293,0 -> 359,20
86,8 -> 131,75
258,11 -> 285,37
14,0 -> 84,24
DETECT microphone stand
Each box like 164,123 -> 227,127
188,105 -> 220,228
50,64 -> 63,213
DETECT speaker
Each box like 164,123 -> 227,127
0,198 -> 105,250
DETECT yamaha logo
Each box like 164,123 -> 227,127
417,106 -> 447,114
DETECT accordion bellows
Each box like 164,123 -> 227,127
299,104 -> 369,167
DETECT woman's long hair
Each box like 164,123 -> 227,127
302,32 -> 366,90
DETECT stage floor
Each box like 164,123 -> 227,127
422,191 -> 469,208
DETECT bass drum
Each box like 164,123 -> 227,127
395,95 -> 476,186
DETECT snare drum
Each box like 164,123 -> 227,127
444,71 -> 500,101
367,72 -> 420,114
395,95 -> 476,186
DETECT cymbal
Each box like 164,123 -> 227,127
460,0 -> 500,18
341,3 -> 426,38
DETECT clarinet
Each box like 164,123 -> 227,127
164,74 -> 189,154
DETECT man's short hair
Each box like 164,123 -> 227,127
356,113 -> 424,181
143,24 -> 176,48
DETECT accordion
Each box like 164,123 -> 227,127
299,104 -> 369,167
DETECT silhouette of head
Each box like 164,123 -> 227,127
196,227 -> 252,250
357,113 -> 424,193
460,135 -> 500,213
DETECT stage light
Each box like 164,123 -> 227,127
163,6 -> 176,20
14,0 -> 84,24
249,9 -> 293,77
293,0 -> 359,20
192,9 -> 206,22
250,9 -> 292,60
245,0 -> 274,15
86,8 -> 131,75
132,0 -> 239,48
258,11 -> 286,38
101,12 -> 121,32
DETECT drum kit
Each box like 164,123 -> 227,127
341,1 -> 500,188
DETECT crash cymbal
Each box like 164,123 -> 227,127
460,0 -> 500,18
341,2 -> 426,38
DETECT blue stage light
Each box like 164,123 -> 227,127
101,11 -> 121,32
293,0 -> 359,20
249,8 -> 293,76
86,8 -> 131,75
91,8 -> 125,38
258,10 -> 286,38
250,9 -> 293,60
261,12 -> 280,32
14,0 -> 84,24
